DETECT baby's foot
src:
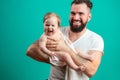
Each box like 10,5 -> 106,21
80,65 -> 86,71
77,65 -> 86,72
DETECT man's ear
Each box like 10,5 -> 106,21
88,18 -> 91,22
88,13 -> 92,22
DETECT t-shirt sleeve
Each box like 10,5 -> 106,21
89,35 -> 104,53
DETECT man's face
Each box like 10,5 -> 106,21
70,3 -> 91,32
44,16 -> 59,36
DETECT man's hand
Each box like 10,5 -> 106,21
46,36 -> 69,52
26,40 -> 49,63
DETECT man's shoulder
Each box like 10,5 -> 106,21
87,29 -> 104,41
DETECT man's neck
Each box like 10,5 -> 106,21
68,27 -> 87,42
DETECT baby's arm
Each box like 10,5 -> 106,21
39,34 -> 54,57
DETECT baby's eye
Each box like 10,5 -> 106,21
52,25 -> 55,27
45,24 -> 50,26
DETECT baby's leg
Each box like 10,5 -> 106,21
77,51 -> 93,61
63,53 -> 87,72
56,51 -> 79,70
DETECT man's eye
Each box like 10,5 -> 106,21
71,12 -> 75,15
79,12 -> 84,15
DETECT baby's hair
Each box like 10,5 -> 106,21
43,12 -> 61,27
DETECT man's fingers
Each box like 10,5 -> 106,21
46,44 -> 56,48
47,47 -> 57,51
47,37 -> 57,42
46,40 -> 57,45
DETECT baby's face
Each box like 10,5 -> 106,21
44,16 -> 59,36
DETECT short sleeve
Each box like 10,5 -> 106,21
89,35 -> 104,53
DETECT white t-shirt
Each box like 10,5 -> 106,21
49,27 -> 104,80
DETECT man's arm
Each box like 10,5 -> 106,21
26,40 -> 50,63
68,48 -> 102,77
46,38 -> 102,77
84,50 -> 102,77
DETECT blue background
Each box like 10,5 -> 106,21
0,0 -> 120,80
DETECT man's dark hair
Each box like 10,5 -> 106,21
71,0 -> 93,9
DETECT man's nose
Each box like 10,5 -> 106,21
73,14 -> 80,20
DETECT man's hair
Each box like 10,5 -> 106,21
43,12 -> 61,27
71,0 -> 93,9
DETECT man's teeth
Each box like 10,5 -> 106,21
73,22 -> 81,25
73,22 -> 80,24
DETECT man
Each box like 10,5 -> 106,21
26,0 -> 104,80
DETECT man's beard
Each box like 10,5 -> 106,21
70,20 -> 87,33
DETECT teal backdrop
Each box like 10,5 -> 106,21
0,0 -> 120,80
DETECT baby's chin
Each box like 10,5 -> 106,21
47,32 -> 54,36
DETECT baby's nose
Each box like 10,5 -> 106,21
48,25 -> 52,28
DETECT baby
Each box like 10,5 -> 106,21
39,12 -> 93,71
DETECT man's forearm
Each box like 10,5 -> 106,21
65,47 -> 102,77
26,40 -> 50,63
64,45 -> 85,66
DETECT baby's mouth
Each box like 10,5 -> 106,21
47,29 -> 54,36
48,29 -> 53,33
